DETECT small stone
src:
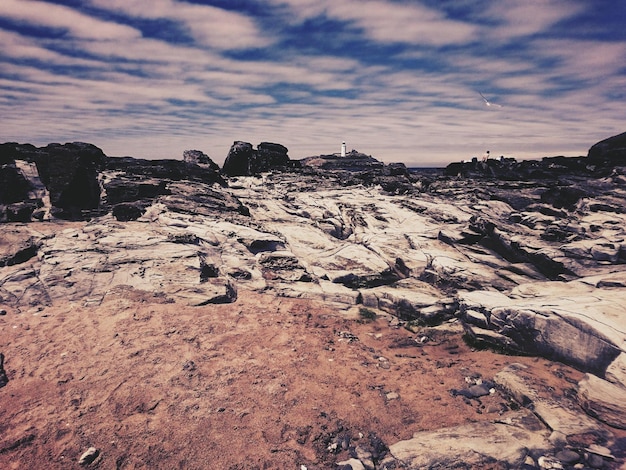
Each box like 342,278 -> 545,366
468,384 -> 490,397
386,392 -> 399,401
538,456 -> 563,469
556,449 -> 580,465
587,453 -> 605,468
79,447 -> 99,466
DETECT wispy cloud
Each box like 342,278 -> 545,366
0,0 -> 140,39
271,0 -> 477,45
87,0 -> 272,50
0,0 -> 625,165
482,0 -> 587,40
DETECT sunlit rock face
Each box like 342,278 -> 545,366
2,132 -> 626,468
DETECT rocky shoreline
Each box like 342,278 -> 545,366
1,133 -> 626,468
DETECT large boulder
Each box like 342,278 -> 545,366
34,142 -> 106,218
256,142 -> 290,172
0,161 -> 33,204
222,141 -> 254,176
222,141 -> 291,177
588,131 -> 626,166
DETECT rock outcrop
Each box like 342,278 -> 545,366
2,132 -> 626,468
182,149 -> 219,170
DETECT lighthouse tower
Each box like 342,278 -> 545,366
341,141 -> 346,157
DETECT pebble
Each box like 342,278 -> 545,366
385,392 -> 399,400
538,456 -> 563,469
556,449 -> 580,465
468,384 -> 490,397
587,454 -> 605,469
78,447 -> 99,466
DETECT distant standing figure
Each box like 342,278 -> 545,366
341,141 -> 346,157
482,150 -> 490,161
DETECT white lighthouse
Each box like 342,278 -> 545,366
341,141 -> 346,157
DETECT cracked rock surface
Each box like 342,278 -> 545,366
2,140 -> 626,468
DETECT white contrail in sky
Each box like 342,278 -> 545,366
479,92 -> 502,108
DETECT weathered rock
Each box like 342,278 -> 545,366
78,446 -> 99,465
222,141 -> 291,176
257,142 -> 290,172
36,143 -> 106,218
0,227 -> 41,267
300,150 -> 383,172
183,149 -> 220,171
494,364 -> 612,443
388,421 -> 549,468
577,373 -> 626,429
222,141 -> 254,176
540,185 -> 588,210
0,161 -> 34,204
588,130 -> 626,166
460,285 -> 624,376
112,203 -> 145,221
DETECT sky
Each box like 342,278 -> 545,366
1,0 -> 625,167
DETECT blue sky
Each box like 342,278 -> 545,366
1,0 -> 625,166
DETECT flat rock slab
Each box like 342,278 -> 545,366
388,421 -> 550,469
578,373 -> 626,429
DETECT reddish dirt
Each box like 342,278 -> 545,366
0,289 -> 619,469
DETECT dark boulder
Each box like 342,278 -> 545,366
256,142 -> 290,172
112,203 -> 146,221
0,162 -> 33,204
5,202 -> 39,223
588,131 -> 626,166
34,142 -> 106,217
540,185 -> 588,210
222,141 -> 292,177
222,141 -> 254,176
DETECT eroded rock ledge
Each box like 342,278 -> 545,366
2,134 -> 626,468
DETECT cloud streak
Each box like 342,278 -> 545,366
0,0 -> 624,166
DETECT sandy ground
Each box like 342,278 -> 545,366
0,289 -> 615,469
